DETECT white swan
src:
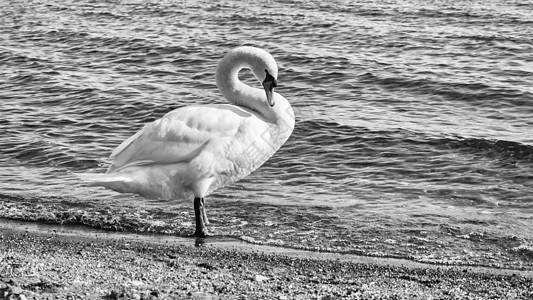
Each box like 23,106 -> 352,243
79,46 -> 295,237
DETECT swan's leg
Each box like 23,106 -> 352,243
192,177 -> 214,237
201,197 -> 209,225
193,197 -> 209,237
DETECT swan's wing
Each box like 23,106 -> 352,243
107,105 -> 251,172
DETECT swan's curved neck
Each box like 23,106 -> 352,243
215,53 -> 273,120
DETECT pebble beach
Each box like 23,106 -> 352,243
1,219 -> 532,300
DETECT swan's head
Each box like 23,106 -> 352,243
244,47 -> 278,107
216,46 -> 280,109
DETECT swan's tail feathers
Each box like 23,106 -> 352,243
75,172 -> 133,187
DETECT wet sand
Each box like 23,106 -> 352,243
1,218 -> 532,299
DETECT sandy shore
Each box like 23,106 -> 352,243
0,219 -> 532,299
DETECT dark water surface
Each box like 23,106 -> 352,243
1,0 -> 532,269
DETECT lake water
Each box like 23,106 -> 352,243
1,0 -> 532,270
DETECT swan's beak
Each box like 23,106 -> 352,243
263,80 -> 277,107
262,71 -> 277,107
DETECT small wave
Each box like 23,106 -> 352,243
434,136 -> 533,161
286,119 -> 533,210
510,244 -> 533,259
357,72 -> 531,109
297,119 -> 533,162
1,136 -> 101,170
0,193 -> 189,235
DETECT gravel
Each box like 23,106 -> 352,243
1,221 -> 532,299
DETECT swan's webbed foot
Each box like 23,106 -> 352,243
192,197 -> 209,238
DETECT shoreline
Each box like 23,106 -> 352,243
1,218 -> 531,277
1,218 -> 532,299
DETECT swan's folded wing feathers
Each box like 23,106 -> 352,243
109,126 -> 145,159
107,106 -> 243,173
